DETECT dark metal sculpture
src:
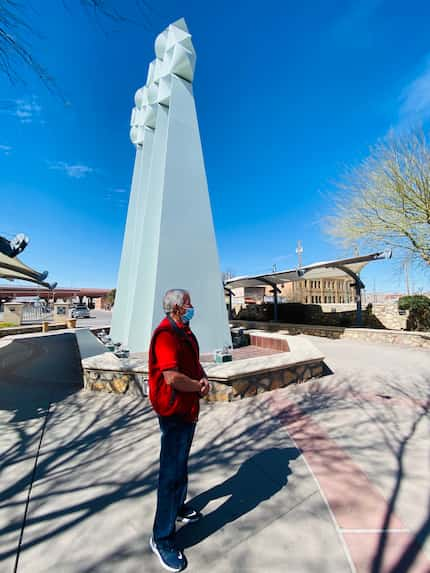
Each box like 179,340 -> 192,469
0,233 -> 29,258
0,232 -> 55,290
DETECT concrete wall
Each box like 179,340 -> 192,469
231,320 -> 430,350
371,302 -> 408,330
3,303 -> 23,326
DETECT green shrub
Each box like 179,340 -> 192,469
0,322 -> 17,328
237,303 -> 309,323
236,303 -> 272,321
277,303 -> 307,323
398,295 -> 430,331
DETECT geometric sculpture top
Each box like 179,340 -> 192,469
130,18 -> 196,147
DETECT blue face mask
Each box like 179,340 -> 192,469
182,307 -> 195,323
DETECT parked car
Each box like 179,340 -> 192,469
71,304 -> 91,319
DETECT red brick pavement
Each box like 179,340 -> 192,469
200,345 -> 281,363
269,395 -> 430,573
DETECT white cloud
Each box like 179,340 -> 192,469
104,188 -> 129,208
48,161 -> 94,179
0,145 -> 12,155
399,56 -> 430,125
8,96 -> 43,124
0,95 -> 43,124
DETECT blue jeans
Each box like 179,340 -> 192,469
153,415 -> 196,547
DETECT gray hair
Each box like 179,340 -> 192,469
163,289 -> 189,314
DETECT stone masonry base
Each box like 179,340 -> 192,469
206,360 -> 324,402
81,332 -> 326,402
83,369 -> 147,397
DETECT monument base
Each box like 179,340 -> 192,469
81,330 -> 325,402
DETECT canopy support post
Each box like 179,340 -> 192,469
273,286 -> 278,321
223,286 -> 235,320
335,265 -> 365,327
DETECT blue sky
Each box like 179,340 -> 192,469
1,0 -> 430,293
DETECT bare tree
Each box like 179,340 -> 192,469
0,0 -> 149,92
326,130 -> 430,267
0,1 -> 52,87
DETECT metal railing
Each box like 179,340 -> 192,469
22,303 -> 52,323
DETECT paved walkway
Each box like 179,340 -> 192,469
0,333 -> 429,572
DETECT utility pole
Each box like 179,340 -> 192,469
404,261 -> 410,295
296,240 -> 303,268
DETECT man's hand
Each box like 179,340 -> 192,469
199,377 -> 211,397
164,370 -> 202,393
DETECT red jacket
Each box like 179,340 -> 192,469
148,316 -> 204,422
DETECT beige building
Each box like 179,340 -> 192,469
229,275 -> 355,307
272,276 -> 355,304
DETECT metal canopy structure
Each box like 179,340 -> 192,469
0,252 -> 56,291
224,251 -> 392,325
0,286 -> 109,301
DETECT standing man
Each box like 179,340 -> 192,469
149,289 -> 210,572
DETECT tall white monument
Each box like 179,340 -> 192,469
111,18 -> 231,353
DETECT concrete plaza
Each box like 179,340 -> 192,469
0,330 -> 429,572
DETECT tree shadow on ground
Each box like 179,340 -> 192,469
176,446 -> 300,549
271,370 -> 430,573
0,333 -> 82,422
0,338 -> 302,571
0,332 -> 159,570
1,332 -> 429,573
0,393 -> 159,568
367,382 -> 430,573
